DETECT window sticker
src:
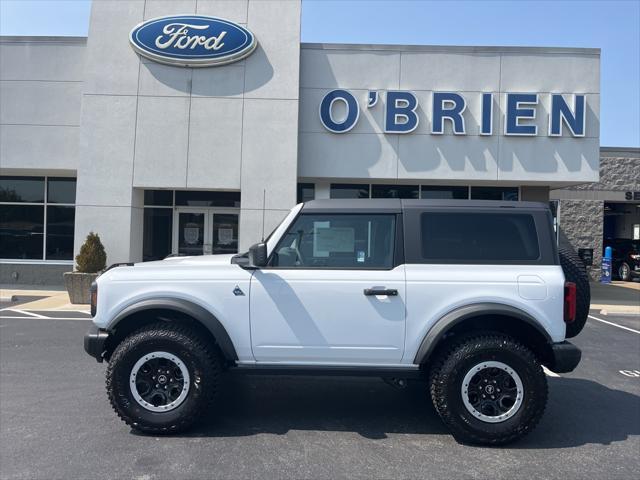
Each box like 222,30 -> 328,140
357,250 -> 365,263
313,225 -> 355,257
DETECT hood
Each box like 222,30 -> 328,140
134,254 -> 236,268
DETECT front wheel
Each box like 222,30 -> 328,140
429,334 -> 547,445
106,323 -> 221,434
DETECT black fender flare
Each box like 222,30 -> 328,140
413,303 -> 552,365
110,298 -> 238,361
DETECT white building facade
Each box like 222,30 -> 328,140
2,0 -> 630,285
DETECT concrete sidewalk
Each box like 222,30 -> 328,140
0,286 -> 89,313
590,281 -> 640,315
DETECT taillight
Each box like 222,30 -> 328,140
90,282 -> 98,317
564,282 -> 576,324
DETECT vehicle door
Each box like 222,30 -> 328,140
249,212 -> 406,364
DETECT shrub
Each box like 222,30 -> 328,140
76,232 -> 107,273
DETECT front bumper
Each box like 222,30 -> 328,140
84,325 -> 109,362
546,341 -> 581,373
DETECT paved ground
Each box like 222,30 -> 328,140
1,306 -> 639,480
590,281 -> 640,315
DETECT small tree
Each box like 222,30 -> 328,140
76,232 -> 107,273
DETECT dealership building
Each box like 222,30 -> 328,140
1,0 -> 639,285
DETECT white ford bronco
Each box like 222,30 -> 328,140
85,199 -> 589,445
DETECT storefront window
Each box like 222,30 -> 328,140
175,190 -> 240,208
330,184 -> 370,199
0,176 -> 76,261
47,178 -> 77,204
46,206 -> 75,259
470,186 -> 519,201
421,186 -> 469,199
144,190 -> 173,206
297,183 -> 315,203
372,184 -> 419,199
0,176 -> 45,203
0,205 -> 44,259
143,208 -> 173,261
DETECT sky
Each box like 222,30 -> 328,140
0,0 -> 638,147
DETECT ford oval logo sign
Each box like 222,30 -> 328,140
129,15 -> 257,67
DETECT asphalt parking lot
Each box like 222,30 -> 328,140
1,308 -> 639,479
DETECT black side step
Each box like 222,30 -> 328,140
229,364 -> 423,378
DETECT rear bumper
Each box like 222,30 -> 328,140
84,325 -> 109,362
547,341 -> 581,373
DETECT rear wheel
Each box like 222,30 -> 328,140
558,246 -> 590,338
619,262 -> 631,281
106,322 -> 220,434
429,334 -> 547,445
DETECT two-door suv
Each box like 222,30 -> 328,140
85,199 -> 589,445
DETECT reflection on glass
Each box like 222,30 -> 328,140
211,214 -> 239,254
46,206 -> 75,260
372,184 -> 419,199
297,183 -> 315,203
143,208 -> 173,261
47,178 -> 77,204
0,205 -> 44,259
144,190 -> 173,206
470,187 -> 519,201
0,176 -> 45,203
178,213 -> 205,256
330,184 -> 370,199
421,186 -> 469,199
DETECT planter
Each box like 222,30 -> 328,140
64,272 -> 99,304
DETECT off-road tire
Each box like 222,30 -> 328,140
429,334 -> 547,445
558,246 -> 591,338
106,322 -> 220,434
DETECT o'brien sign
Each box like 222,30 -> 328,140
129,15 -> 257,67
319,90 -> 587,137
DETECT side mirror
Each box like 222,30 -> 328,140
248,242 -> 268,268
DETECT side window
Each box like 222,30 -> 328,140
271,214 -> 396,269
420,212 -> 539,262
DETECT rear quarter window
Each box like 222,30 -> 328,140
420,212 -> 540,263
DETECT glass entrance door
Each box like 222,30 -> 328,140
210,213 -> 239,254
176,211 -> 206,256
173,209 -> 239,256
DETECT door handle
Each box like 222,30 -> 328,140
364,288 -> 398,296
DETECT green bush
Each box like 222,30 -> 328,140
75,232 -> 107,273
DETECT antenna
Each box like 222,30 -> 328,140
261,189 -> 266,242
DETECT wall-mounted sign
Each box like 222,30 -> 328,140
319,89 -> 587,137
625,191 -> 640,200
130,15 -> 257,67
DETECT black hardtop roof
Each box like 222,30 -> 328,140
302,198 -> 550,213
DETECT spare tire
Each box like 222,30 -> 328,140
558,246 -> 591,338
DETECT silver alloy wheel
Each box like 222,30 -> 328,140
620,263 -> 630,280
461,361 -> 524,423
129,351 -> 190,413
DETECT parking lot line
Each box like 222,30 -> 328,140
1,309 -> 48,319
588,314 -> 640,334
0,315 -> 89,321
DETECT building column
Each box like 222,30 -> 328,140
558,200 -> 604,280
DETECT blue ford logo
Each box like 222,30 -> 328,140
129,15 -> 257,67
